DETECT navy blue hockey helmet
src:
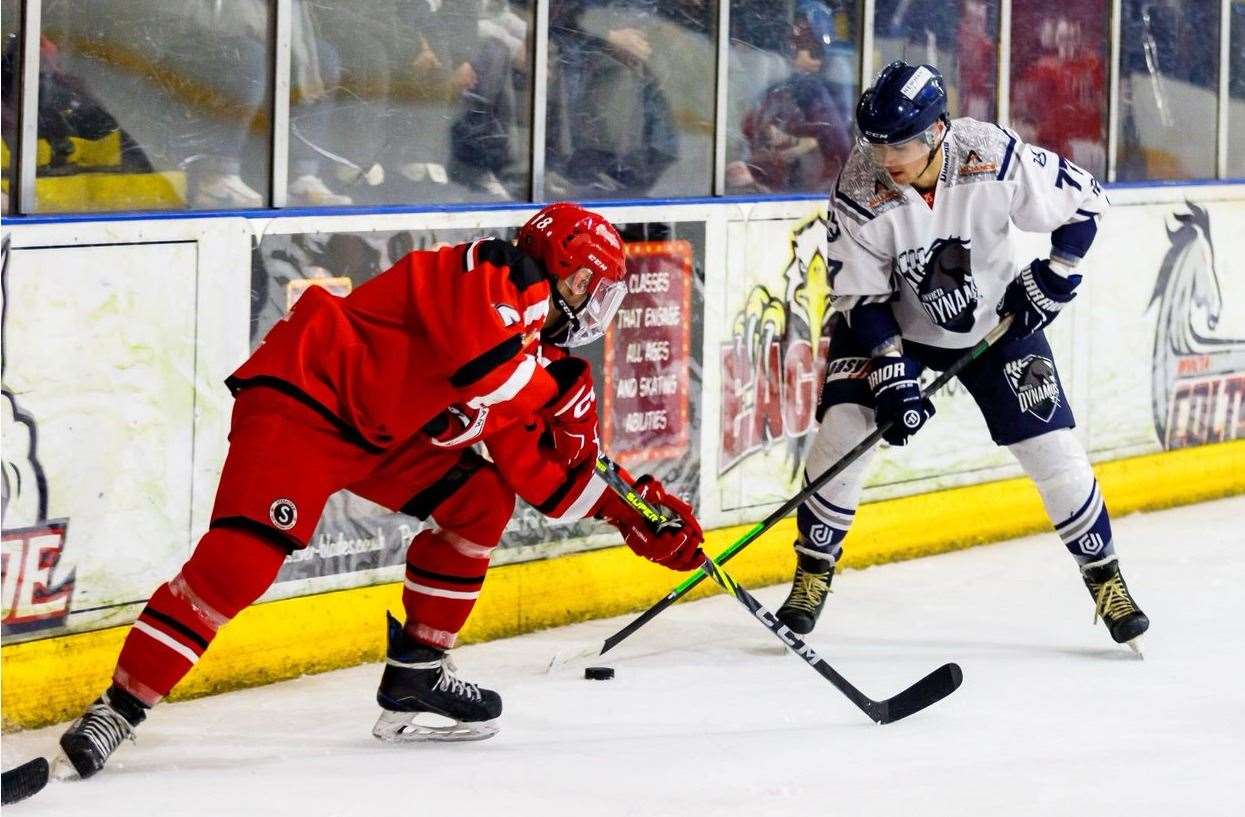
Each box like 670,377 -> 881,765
855,61 -> 948,145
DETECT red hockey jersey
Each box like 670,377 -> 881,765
228,239 -> 559,448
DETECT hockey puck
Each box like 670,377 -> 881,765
584,666 -> 615,681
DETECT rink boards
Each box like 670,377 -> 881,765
3,186 -> 1245,728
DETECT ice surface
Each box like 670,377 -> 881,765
4,496 -> 1244,817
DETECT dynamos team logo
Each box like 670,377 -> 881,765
897,237 -> 980,333
1,239 -> 76,636
1147,203 -> 1245,449
720,214 -> 836,475
1004,355 -> 1061,423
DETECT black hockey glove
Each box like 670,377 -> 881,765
867,355 -> 934,446
997,258 -> 1082,340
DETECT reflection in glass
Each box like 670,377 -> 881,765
1,0 -> 19,215
308,0 -> 534,206
35,0 -> 273,212
1009,0 -> 1108,178
873,0 -> 998,122
546,0 -> 716,200
726,0 -> 860,194
1118,0 -> 1219,181
1228,1 -> 1245,178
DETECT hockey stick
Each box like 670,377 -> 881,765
1,757 -> 50,806
592,315 -> 1015,659
593,457 -> 963,724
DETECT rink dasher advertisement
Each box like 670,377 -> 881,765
1,231 -> 247,644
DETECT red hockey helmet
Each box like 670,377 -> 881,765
517,202 -> 627,347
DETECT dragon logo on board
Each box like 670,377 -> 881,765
1147,203 -> 1245,449
1,239 -> 76,636
720,212 -> 836,476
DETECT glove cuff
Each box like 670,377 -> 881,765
1026,259 -> 1082,303
866,356 -> 918,391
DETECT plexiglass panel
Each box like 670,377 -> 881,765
35,0 -> 273,212
546,0 -> 716,200
725,1 -> 860,194
873,0 -> 999,122
1009,0 -> 1109,178
303,0 -> 535,206
1117,0 -> 1219,181
1228,1 -> 1245,178
1,0 -> 19,215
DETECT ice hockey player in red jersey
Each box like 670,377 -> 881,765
56,202 -> 706,778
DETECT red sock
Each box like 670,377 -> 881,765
401,467 -> 513,649
401,529 -> 495,649
113,525 -> 287,705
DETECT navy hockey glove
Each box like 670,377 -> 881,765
997,258 -> 1082,339
867,356 -> 934,446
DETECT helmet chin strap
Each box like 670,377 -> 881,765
914,117 -> 951,183
547,276 -> 583,334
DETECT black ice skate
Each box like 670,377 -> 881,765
1081,556 -> 1149,655
776,555 -> 835,635
373,613 -> 502,742
57,686 -> 147,780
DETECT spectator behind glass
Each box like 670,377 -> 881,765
546,0 -> 680,198
1,33 -> 161,210
955,0 -> 996,121
1118,0 -> 1219,180
1011,13 -> 1107,177
380,0 -> 520,200
179,0 -> 350,207
874,0 -> 997,121
726,1 -> 855,194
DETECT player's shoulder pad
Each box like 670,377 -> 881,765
463,237 -> 547,292
833,146 -> 908,225
942,117 -> 1021,187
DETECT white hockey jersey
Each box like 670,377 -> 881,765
828,117 -> 1108,348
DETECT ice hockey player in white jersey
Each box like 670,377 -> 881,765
775,61 -> 1149,651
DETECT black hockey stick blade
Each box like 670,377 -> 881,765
872,662 -> 963,724
2,757 -> 50,806
698,557 -> 962,724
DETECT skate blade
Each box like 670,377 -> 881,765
49,751 -> 79,782
372,710 -> 499,743
1126,638 -> 1144,659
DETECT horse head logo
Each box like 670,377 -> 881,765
1147,202 -> 1245,446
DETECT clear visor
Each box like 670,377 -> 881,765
858,127 -> 935,164
559,277 -> 628,347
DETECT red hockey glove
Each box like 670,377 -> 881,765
540,357 -> 600,468
596,474 -> 706,571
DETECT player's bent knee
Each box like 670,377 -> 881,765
1008,428 -> 1090,484
179,523 -> 290,622
430,466 -> 516,551
806,403 -> 877,474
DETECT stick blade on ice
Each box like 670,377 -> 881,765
1,757 -> 50,806
874,662 -> 963,724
